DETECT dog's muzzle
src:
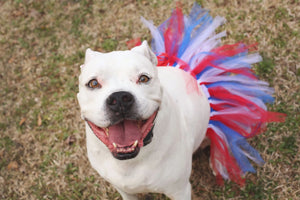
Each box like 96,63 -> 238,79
86,91 -> 158,160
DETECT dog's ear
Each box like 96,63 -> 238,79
131,40 -> 157,66
84,48 -> 103,65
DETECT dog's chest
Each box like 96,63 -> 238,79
97,156 -> 165,193
88,139 -> 187,194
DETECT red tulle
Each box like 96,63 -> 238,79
126,38 -> 142,49
206,128 -> 245,186
192,44 -> 258,80
162,7 -> 184,66
209,86 -> 286,138
157,53 -> 190,70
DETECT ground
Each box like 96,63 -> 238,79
0,0 -> 299,199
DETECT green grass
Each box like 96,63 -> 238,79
102,38 -> 119,51
0,136 -> 14,153
255,54 -> 275,79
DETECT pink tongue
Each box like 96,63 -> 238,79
108,120 -> 141,147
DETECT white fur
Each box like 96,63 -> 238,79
77,41 -> 210,200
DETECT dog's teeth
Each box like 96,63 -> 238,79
105,128 -> 109,136
133,140 -> 138,148
112,142 -> 117,148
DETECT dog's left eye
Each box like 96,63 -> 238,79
138,75 -> 151,84
87,79 -> 101,89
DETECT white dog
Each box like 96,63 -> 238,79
77,41 -> 210,199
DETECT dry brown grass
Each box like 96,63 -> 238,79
0,0 -> 299,199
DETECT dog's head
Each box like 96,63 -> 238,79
77,41 -> 161,160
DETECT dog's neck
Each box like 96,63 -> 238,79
149,88 -> 185,148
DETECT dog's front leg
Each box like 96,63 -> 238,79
116,187 -> 138,200
168,182 -> 192,200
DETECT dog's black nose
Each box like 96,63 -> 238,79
106,91 -> 135,115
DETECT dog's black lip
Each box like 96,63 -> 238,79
143,125 -> 153,146
112,147 -> 140,160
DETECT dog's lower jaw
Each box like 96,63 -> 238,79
112,146 -> 140,160
111,123 -> 154,160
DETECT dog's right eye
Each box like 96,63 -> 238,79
87,79 -> 101,89
138,74 -> 151,84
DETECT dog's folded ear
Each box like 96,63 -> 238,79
84,48 -> 103,65
131,40 -> 158,66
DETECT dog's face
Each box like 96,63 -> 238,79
77,41 -> 161,160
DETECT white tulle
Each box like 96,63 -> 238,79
140,16 -> 165,54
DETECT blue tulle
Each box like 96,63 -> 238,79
211,121 -> 265,173
178,4 -> 212,58
206,81 -> 275,104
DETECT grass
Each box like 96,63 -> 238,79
0,0 -> 299,199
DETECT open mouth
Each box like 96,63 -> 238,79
86,110 -> 157,160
